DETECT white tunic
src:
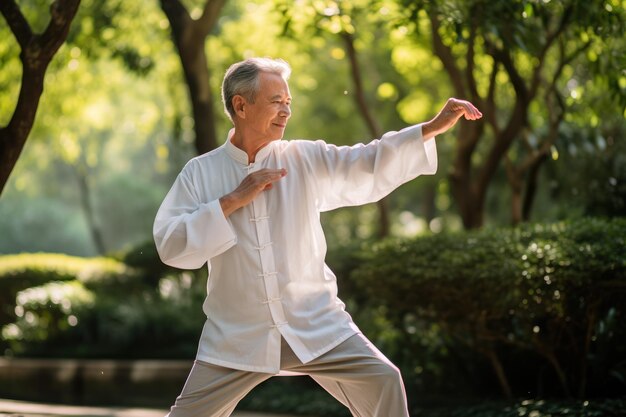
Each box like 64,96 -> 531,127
153,124 -> 437,374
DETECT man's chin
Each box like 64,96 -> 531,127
273,130 -> 286,140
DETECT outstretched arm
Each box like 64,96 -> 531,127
422,98 -> 482,140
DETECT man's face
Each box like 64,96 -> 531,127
242,71 -> 292,142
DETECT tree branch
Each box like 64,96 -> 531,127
160,0 -> 192,51
196,0 -> 227,37
484,57 -> 500,135
429,14 -> 466,98
341,31 -> 381,138
517,37 -> 590,176
487,40 -> 528,105
37,0 -> 81,63
465,24 -> 480,103
529,4 -> 574,98
0,0 -> 33,49
503,154 -> 519,189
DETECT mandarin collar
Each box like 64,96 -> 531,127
224,129 -> 276,166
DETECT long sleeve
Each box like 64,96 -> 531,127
307,124 -> 438,212
153,167 -> 237,270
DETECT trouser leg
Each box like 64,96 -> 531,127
280,334 -> 410,417
166,360 -> 271,417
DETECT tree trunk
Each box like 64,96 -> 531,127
341,31 -> 390,238
0,0 -> 81,196
548,351 -> 572,398
159,0 -> 225,156
421,183 -> 436,224
506,158 -> 524,226
511,186 -> 523,226
75,167 -> 106,254
179,43 -> 218,155
522,153 -> 548,222
484,347 -> 513,399
449,122 -> 484,229
578,301 -> 599,398
0,66 -> 44,195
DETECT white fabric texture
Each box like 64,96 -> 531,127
153,124 -> 437,374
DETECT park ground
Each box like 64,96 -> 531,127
0,398 -> 306,417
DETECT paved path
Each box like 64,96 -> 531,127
0,398 -> 301,417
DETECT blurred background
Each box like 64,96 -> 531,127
0,0 -> 624,416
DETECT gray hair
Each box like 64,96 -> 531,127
221,57 -> 292,121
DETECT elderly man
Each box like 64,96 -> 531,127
154,57 -> 482,417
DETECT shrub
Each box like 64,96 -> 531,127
2,280 -> 95,354
413,398 -> 626,417
0,253 -> 137,327
114,239 -> 177,287
2,272 -> 206,358
347,217 -> 626,399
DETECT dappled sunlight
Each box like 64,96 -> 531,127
0,0 -> 624,414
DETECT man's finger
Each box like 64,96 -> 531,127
459,102 -> 482,120
265,168 -> 287,182
253,168 -> 287,188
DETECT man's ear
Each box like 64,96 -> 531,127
232,95 -> 246,119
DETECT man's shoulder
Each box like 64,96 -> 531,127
184,145 -> 226,168
173,146 -> 226,181
279,138 -> 328,153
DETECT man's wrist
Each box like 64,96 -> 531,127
219,193 -> 240,218
422,119 -> 441,141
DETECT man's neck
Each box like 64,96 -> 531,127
230,127 -> 272,164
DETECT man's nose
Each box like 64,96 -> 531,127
280,104 -> 291,118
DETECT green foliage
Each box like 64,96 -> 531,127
414,398 -> 626,417
549,121 -> 626,218
2,279 -> 204,359
0,253 -> 134,327
239,377 -> 350,417
1,280 -> 95,349
1,251 -> 206,358
240,381 -> 626,417
344,217 -> 626,398
116,239 -> 176,287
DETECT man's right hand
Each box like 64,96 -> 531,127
219,168 -> 287,217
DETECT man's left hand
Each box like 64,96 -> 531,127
422,98 -> 482,140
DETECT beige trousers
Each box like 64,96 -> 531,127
166,333 -> 410,417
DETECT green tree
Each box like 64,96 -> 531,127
0,0 -> 190,255
398,0 -> 624,228
0,0 -> 81,196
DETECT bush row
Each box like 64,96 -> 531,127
0,253 -> 138,328
0,246 -> 206,358
237,381 -> 626,417
336,217 -> 626,400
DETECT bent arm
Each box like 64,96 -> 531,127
153,171 -> 236,270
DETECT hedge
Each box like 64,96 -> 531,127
0,253 -> 137,327
345,217 -> 626,399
